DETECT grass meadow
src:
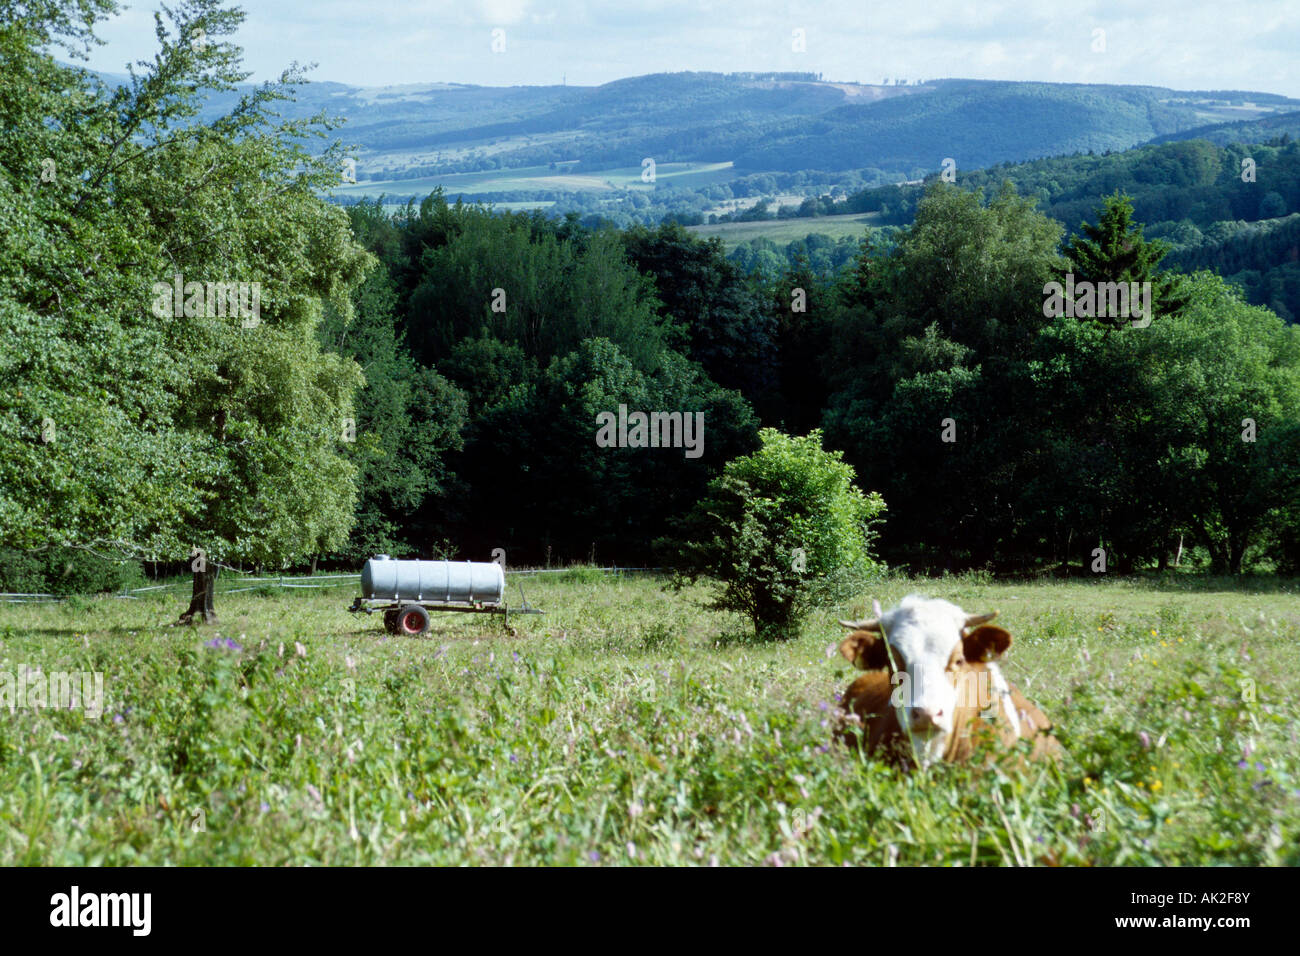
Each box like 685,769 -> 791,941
2,571 -> 1297,865
687,210 -> 882,249
330,161 -> 739,202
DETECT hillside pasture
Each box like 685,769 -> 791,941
1,573 -> 1296,865
330,161 -> 743,202
688,210 -> 881,249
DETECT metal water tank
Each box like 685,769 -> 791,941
360,556 -> 505,605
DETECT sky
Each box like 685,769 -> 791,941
78,0 -> 1300,98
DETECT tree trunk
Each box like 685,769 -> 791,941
1228,538 -> 1247,575
178,565 -> 219,625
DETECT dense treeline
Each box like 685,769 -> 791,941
332,185 -> 1300,575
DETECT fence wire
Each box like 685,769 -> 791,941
0,566 -> 664,604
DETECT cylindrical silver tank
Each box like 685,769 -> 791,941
361,556 -> 505,604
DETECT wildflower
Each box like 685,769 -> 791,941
589,851 -> 600,863
1138,731 -> 1151,750
1151,781 -> 1163,792
294,641 -> 306,657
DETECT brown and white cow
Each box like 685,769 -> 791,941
835,595 -> 1060,768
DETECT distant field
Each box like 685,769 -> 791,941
688,210 -> 881,249
3,571 -> 1297,864
331,161 -> 740,202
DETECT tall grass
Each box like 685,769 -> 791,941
1,573 -> 1296,864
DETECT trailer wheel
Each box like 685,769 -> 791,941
383,609 -> 400,634
397,604 -> 430,635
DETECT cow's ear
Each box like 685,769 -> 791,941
963,625 -> 1012,661
840,632 -> 890,670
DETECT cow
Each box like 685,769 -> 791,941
835,595 -> 1060,768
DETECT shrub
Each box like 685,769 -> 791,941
0,547 -> 146,595
668,428 -> 886,640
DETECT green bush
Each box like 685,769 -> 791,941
668,428 -> 886,640
0,548 -> 146,596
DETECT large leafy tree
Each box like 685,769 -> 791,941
322,201 -> 468,561
824,182 -> 1065,568
1146,274 -> 1300,572
1,0 -> 375,621
1,0 -> 198,554
620,222 -> 776,401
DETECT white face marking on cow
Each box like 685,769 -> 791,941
878,596 -> 971,762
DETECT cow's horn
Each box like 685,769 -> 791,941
964,610 -> 999,628
839,618 -> 882,632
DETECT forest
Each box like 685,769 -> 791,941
4,0 -> 1300,596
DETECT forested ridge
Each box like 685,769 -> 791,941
726,137 -> 1300,322
4,0 -> 1299,598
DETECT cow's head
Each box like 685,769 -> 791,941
839,596 -> 1012,766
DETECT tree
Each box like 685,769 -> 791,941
320,210 -> 468,561
0,1 -> 376,622
670,429 -> 885,641
1061,191 -> 1189,329
1146,274 -> 1300,572
1,0 -> 198,556
620,221 -> 776,402
824,182 -> 1065,569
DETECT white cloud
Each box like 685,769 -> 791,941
75,0 -> 1299,96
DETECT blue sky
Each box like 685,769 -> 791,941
80,1 -> 1300,97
